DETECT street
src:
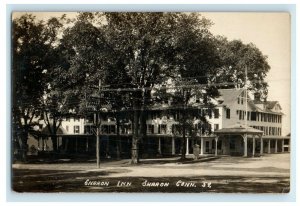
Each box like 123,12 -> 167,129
12,153 -> 290,193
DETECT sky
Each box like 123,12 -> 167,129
201,12 -> 291,135
12,12 -> 291,135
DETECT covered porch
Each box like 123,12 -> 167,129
214,124 -> 264,157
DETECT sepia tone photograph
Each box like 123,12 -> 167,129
11,12 -> 291,193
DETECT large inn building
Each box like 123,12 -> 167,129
31,88 -> 290,158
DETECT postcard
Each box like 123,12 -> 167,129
11,12 -> 290,193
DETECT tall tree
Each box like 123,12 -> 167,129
210,37 -> 271,98
38,15 -> 76,153
102,12 -> 220,163
59,12 -> 271,163
12,14 -> 58,161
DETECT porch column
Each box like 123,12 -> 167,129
42,138 -> 46,151
215,137 -> 219,156
260,136 -> 263,155
268,139 -> 271,154
275,139 -> 278,153
252,137 -> 255,157
171,136 -> 175,155
158,137 -> 161,155
186,138 -> 189,155
282,139 -> 284,153
39,137 -> 44,150
243,134 -> 248,157
200,137 -> 204,155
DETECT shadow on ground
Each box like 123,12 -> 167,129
12,168 -> 290,193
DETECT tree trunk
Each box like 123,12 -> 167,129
116,113 -> 123,159
131,103 -> 140,164
18,130 -> 28,162
181,127 -> 187,159
51,135 -> 58,153
139,110 -> 147,158
181,110 -> 187,160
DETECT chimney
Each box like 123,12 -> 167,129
254,92 -> 261,102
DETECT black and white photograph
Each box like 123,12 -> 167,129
11,11 -> 291,193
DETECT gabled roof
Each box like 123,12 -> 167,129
252,100 -> 282,113
266,101 -> 281,110
218,88 -> 244,106
217,89 -> 282,114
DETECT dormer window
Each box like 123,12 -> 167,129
237,97 -> 240,104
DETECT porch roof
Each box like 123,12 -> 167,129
262,135 -> 290,140
214,124 -> 263,135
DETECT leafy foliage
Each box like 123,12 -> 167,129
211,37 -> 270,99
12,12 -> 271,161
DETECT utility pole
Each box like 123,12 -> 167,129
96,80 -> 101,168
245,66 -> 248,128
181,89 -> 187,159
244,66 -> 248,158
96,122 -> 100,168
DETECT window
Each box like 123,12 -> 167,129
208,109 -> 212,119
226,109 -> 230,119
121,124 -> 131,134
84,126 -> 90,134
279,128 -> 281,136
120,125 -> 126,134
214,124 -> 219,131
101,125 -> 116,134
214,109 -> 219,119
74,125 -> 80,134
147,124 -> 154,134
172,124 -> 181,135
237,97 -> 240,104
101,125 -> 108,134
158,124 -> 167,134
110,125 -> 116,134
251,112 -> 256,121
66,126 -> 69,132
207,124 -> 212,134
241,97 -> 243,105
